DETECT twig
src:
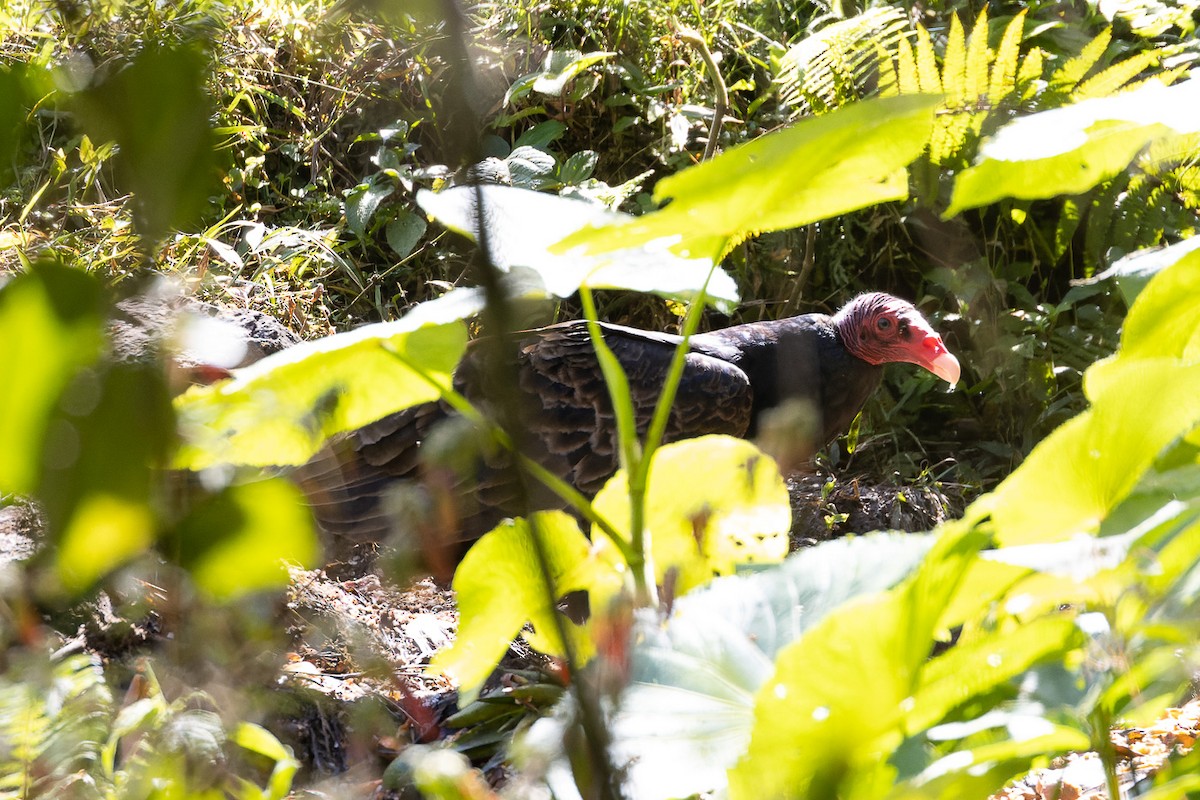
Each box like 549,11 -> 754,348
434,2 -> 619,796
676,26 -> 728,161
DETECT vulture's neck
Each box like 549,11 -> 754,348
693,316 -> 883,442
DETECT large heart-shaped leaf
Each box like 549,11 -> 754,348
557,93 -> 941,261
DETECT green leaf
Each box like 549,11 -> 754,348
513,119 -> 567,150
504,145 -> 556,189
428,511 -> 595,702
385,209 -> 427,258
906,616 -> 1083,733
416,185 -> 740,309
558,94 -> 940,261
608,532 -> 934,799
0,261 -> 106,495
973,359 -> 1200,546
231,723 -> 299,800
344,176 -> 395,239
173,314 -> 467,469
728,523 -> 985,799
592,436 -> 790,595
530,50 -> 615,97
559,149 -> 599,185
173,478 -> 319,601
71,44 -> 217,245
1098,246 -> 1200,363
947,80 -> 1200,215
51,360 -> 174,594
969,248 -> 1200,546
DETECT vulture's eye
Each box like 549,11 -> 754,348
877,317 -> 892,331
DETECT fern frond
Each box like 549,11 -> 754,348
1072,49 -> 1160,100
896,35 -> 920,94
1017,47 -> 1045,102
1050,27 -> 1112,93
1084,176 -> 1126,272
1117,63 -> 1188,94
774,6 -> 910,114
943,14 -> 967,105
989,11 -> 1028,103
0,654 -> 113,799
1139,131 -> 1200,171
964,8 -> 991,106
875,40 -> 899,96
914,24 -> 943,93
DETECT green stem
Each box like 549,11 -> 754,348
629,268 -> 716,547
676,26 -> 729,162
578,287 -> 656,605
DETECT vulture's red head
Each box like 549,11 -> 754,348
833,293 -> 961,385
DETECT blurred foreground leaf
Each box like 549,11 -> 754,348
0,261 -> 106,495
51,361 -> 174,594
971,246 -> 1200,546
604,533 -> 935,800
429,511 -> 597,702
172,478 -> 319,602
71,44 -> 218,246
728,524 -> 993,799
174,315 -> 467,469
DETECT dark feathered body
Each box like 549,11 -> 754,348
297,313 -> 889,544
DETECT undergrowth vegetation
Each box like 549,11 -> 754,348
2,0 -> 1200,797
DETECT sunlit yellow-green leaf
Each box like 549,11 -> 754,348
429,511 -> 598,702
0,261 -> 106,495
972,359 -> 1200,546
57,494 -> 155,594
592,436 -> 790,595
558,94 -> 940,261
947,80 -> 1200,215
906,615 -> 1082,733
231,722 -> 300,800
969,249 -> 1200,546
174,317 -> 467,469
175,478 -> 319,602
1099,246 -> 1200,366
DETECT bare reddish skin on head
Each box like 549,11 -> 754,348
833,293 -> 961,384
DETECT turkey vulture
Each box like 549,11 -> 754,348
297,292 -> 959,546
